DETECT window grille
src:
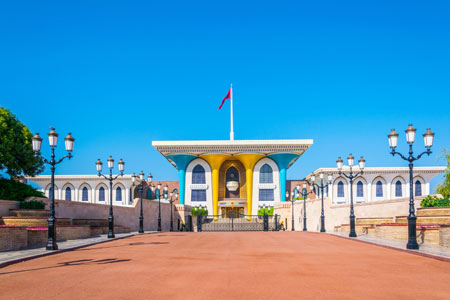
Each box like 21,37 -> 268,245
415,180 -> 422,196
376,181 -> 383,197
192,190 -> 206,201
82,187 -> 88,201
337,182 -> 344,197
395,181 -> 402,197
259,164 -> 273,183
116,187 -> 122,201
259,189 -> 274,201
99,187 -> 105,201
65,187 -> 71,201
192,165 -> 206,184
356,181 -> 364,197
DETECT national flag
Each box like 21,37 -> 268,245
219,88 -> 232,110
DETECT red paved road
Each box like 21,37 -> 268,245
1,232 -> 450,300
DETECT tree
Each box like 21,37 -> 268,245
0,107 -> 44,177
436,149 -> 450,199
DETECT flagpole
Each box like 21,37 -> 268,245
230,84 -> 234,140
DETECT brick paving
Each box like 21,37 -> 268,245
1,232 -> 450,300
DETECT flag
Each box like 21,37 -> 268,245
219,88 -> 232,110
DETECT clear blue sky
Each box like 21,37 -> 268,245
1,1 -> 449,190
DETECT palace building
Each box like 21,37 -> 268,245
152,139 -> 313,216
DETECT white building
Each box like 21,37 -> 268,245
309,166 -> 446,204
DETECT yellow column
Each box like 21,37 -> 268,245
201,154 -> 229,217
235,154 -> 264,216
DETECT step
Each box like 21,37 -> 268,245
9,209 -> 50,217
417,207 -> 450,217
355,217 -> 393,225
72,219 -> 108,227
375,223 -> 440,245
395,215 -> 450,224
1,217 -> 71,226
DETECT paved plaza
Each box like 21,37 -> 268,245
1,232 -> 450,300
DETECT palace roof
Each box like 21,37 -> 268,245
152,139 -> 313,157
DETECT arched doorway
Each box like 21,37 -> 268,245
226,166 -> 240,198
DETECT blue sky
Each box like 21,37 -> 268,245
1,1 -> 449,190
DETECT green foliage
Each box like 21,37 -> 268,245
420,195 -> 450,208
192,207 -> 208,216
19,199 -> 45,209
257,207 -> 274,216
0,178 -> 45,201
436,149 -> 450,199
0,107 -> 44,177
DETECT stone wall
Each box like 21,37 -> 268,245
34,197 -> 186,232
439,225 -> 450,248
275,196 -> 423,232
0,200 -> 19,218
0,227 -> 28,251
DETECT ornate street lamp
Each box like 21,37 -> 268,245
388,125 -> 434,250
32,128 -> 74,250
168,190 -> 178,232
132,171 -> 147,234
156,182 -> 163,231
286,190 -> 297,231
96,156 -> 124,238
337,154 -> 365,237
300,183 -> 314,231
309,172 -> 332,232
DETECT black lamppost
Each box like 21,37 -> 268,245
96,156 -> 125,238
309,173 -> 332,232
337,154 -> 365,238
285,190 -> 297,231
32,128 -> 74,250
388,125 -> 434,250
300,183 -> 314,232
132,171 -> 152,234
156,183 -> 167,232
168,190 -> 178,232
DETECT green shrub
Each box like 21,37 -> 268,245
192,207 -> 208,216
0,177 -> 45,201
19,199 -> 45,209
257,207 -> 274,216
420,195 -> 450,208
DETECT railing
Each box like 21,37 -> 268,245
197,213 -> 280,232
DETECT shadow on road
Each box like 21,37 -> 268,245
76,241 -> 170,252
0,258 -> 131,275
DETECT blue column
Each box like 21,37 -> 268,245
166,154 -> 197,205
268,153 -> 300,202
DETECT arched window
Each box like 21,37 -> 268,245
65,187 -> 71,201
82,187 -> 88,201
146,188 -> 152,199
259,164 -> 273,183
337,182 -> 344,197
395,181 -> 402,197
99,187 -> 105,201
356,181 -> 363,197
116,187 -> 122,201
415,180 -> 422,196
376,181 -> 383,197
192,165 -> 206,184
155,189 -> 160,199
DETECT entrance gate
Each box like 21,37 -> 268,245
198,213 -> 280,232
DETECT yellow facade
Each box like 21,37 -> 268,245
201,154 -> 264,216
